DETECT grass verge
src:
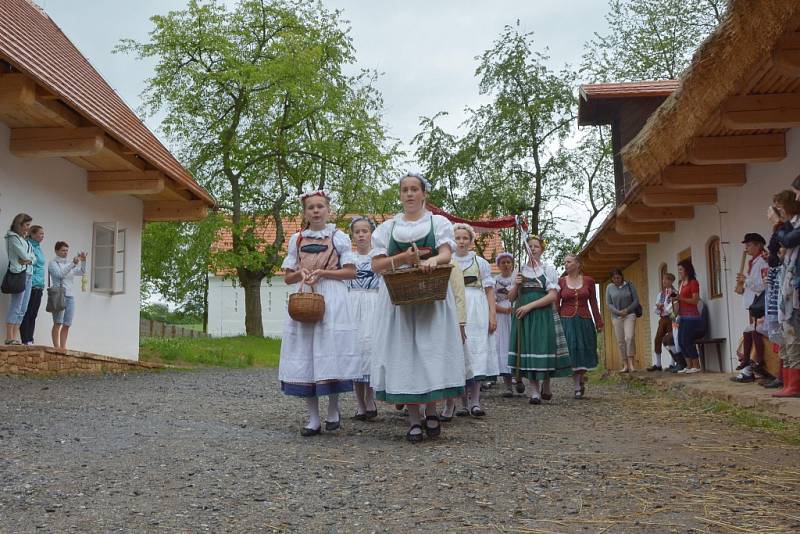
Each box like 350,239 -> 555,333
139,336 -> 281,368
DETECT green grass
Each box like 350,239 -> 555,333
139,336 -> 281,368
700,399 -> 800,445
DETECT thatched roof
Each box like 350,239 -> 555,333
622,0 -> 800,182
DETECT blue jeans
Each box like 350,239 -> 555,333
52,296 -> 75,326
677,316 -> 703,359
5,273 -> 32,325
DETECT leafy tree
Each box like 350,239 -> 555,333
118,0 -> 395,335
581,0 -> 727,82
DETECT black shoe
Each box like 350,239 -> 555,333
646,365 -> 662,372
529,396 -> 541,405
300,426 -> 321,437
730,373 -> 754,383
470,406 -> 486,417
669,366 -> 685,374
351,412 -> 367,421
574,390 -> 583,399
541,393 -> 552,401
763,378 -> 783,389
736,360 -> 751,371
455,407 -> 469,417
439,412 -> 453,422
325,412 -> 341,431
365,409 -> 378,419
406,424 -> 424,443
424,415 -> 441,438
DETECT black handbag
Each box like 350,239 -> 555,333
1,263 -> 25,294
625,283 -> 643,317
748,291 -> 766,319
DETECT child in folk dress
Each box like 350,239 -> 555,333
278,191 -> 360,436
451,223 -> 498,416
347,216 -> 381,421
494,252 -> 517,397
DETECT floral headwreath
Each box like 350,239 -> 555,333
452,222 -> 476,242
298,190 -> 329,203
526,234 -> 547,251
495,252 -> 514,265
349,215 -> 377,232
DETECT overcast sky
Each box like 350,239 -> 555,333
36,0 -> 610,163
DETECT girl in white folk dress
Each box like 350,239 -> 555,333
370,173 -> 466,443
347,216 -> 381,421
278,191 -> 360,437
451,223 -> 499,416
494,252 -> 517,397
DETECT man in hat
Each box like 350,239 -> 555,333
731,233 -> 771,383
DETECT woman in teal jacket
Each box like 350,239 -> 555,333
20,225 -> 45,344
4,213 -> 35,345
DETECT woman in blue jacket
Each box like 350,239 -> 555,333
20,225 -> 45,344
4,213 -> 35,345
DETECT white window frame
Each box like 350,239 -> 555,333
91,221 -> 127,295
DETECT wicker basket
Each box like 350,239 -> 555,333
288,284 -> 325,323
384,264 -> 453,305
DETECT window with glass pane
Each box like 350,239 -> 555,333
707,237 -> 722,299
92,222 -> 126,294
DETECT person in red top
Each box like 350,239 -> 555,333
673,259 -> 702,374
558,254 -> 604,398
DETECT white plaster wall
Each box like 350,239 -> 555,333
644,127 -> 800,372
0,123 -> 143,360
207,275 -> 289,338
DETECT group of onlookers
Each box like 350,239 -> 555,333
3,213 -> 86,350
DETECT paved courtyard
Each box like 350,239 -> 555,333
1,369 -> 798,533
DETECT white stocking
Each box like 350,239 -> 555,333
327,393 -> 340,422
305,397 -> 321,429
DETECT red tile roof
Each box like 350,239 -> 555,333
0,0 -> 214,206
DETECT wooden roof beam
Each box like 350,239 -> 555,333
722,93 -> 800,130
688,133 -> 785,165
143,200 -> 208,222
87,170 -> 165,196
603,231 -> 660,245
618,204 -> 694,222
642,186 -> 717,207
10,126 -> 103,158
661,164 -> 746,189
586,252 -> 639,264
593,243 -> 646,256
0,73 -> 82,127
773,32 -> 800,77
615,216 -> 675,235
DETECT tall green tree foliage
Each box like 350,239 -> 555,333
581,0 -> 727,82
119,0 -> 395,335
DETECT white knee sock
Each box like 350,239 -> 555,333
529,380 -> 541,399
305,397 -> 321,429
327,393 -> 340,422
654,352 -> 662,367
469,381 -> 481,408
573,374 -> 582,391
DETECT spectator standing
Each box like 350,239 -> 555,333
20,225 -> 45,345
605,269 -> 639,372
674,260 -> 702,374
4,213 -> 35,345
48,241 -> 86,351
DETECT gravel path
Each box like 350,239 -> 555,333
1,369 -> 798,533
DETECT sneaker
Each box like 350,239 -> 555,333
669,366 -> 685,374
677,368 -> 690,374
762,378 -> 783,389
684,368 -> 701,374
646,365 -> 662,372
736,360 -> 751,371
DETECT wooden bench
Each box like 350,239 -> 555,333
695,337 -> 726,372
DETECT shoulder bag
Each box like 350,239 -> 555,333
46,268 -> 67,313
625,283 -> 643,318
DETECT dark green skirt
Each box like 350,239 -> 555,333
507,288 -> 572,380
560,316 -> 598,370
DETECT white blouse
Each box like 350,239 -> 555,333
454,251 -> 495,288
281,224 -> 355,270
370,211 -> 456,263
521,262 -> 560,292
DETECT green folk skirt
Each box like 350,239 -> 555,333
507,288 -> 572,380
560,316 -> 599,370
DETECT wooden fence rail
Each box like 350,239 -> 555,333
139,319 -> 208,339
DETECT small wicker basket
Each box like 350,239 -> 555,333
384,264 -> 453,305
288,283 -> 325,323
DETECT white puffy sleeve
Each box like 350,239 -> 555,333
544,263 -> 560,291
477,256 -> 495,288
432,214 -> 456,252
281,233 -> 300,270
333,231 -> 355,266
370,220 -> 392,258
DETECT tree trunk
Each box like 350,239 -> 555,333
240,271 -> 264,337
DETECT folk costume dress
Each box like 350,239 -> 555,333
494,271 -> 516,377
278,224 -> 361,397
557,276 -> 603,371
507,263 -> 572,380
454,251 -> 500,382
348,253 -> 382,383
369,211 -> 467,404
